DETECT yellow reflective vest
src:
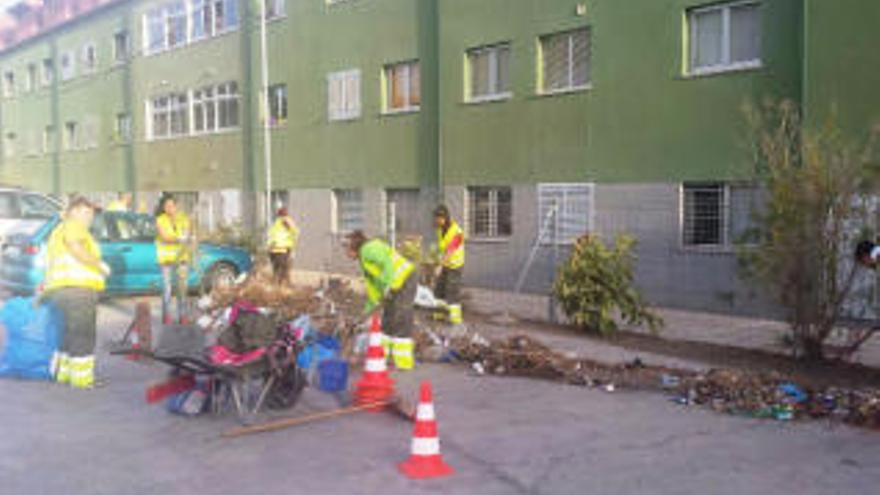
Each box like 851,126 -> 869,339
44,219 -> 105,292
437,220 -> 465,270
268,217 -> 299,254
156,213 -> 191,265
359,239 -> 414,313
106,199 -> 128,212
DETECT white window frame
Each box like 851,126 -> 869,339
466,43 -> 512,103
144,7 -> 167,55
212,0 -> 239,36
382,60 -> 420,114
332,189 -> 365,234
264,0 -> 285,20
680,183 -> 732,250
113,30 -> 130,64
537,183 -> 595,245
190,0 -> 211,41
327,69 -> 361,122
467,186 -> 513,240
81,42 -> 97,74
216,81 -> 240,130
115,112 -> 132,143
192,86 -> 217,134
63,121 -> 80,151
2,70 -> 15,98
538,28 -> 592,95
25,63 -> 36,92
686,1 -> 762,76
60,51 -> 76,81
267,83 -> 288,126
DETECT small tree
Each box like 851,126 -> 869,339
554,234 -> 663,335
740,100 -> 880,361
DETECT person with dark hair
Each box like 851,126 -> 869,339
155,194 -> 192,324
267,207 -> 299,283
433,204 -> 466,325
44,197 -> 110,389
855,240 -> 879,268
345,230 -> 417,369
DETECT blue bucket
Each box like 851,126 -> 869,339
318,359 -> 349,393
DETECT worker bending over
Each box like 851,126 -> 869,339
106,192 -> 132,212
155,194 -> 192,325
345,230 -> 416,369
267,207 -> 299,284
434,205 -> 465,325
45,197 -> 110,389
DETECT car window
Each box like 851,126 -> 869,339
20,194 -> 59,220
90,213 -> 113,242
0,192 -> 19,218
106,213 -> 157,241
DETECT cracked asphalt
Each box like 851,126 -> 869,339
0,298 -> 878,494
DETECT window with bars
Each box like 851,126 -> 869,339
383,60 -> 420,112
681,183 -> 759,247
81,43 -> 97,73
688,1 -> 761,75
267,83 -> 288,125
113,31 -> 130,63
467,43 -> 510,102
538,183 -> 595,245
333,189 -> 365,234
3,70 -> 14,97
60,51 -> 75,81
539,28 -> 591,94
328,69 -> 361,121
468,186 -> 512,238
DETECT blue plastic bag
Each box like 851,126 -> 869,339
0,297 -> 62,380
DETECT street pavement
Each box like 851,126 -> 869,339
0,297 -> 878,495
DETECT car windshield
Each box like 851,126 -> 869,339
98,212 -> 157,242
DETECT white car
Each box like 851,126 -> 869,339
0,187 -> 62,247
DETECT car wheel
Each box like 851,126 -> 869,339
203,262 -> 238,293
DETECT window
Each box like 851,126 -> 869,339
4,132 -> 16,159
2,70 -> 14,97
681,183 -> 759,247
115,113 -> 132,142
20,195 -> 58,220
538,183 -> 595,245
539,28 -> 591,93
145,8 -> 165,54
81,43 -> 97,73
64,121 -> 80,151
217,81 -> 240,129
82,116 -> 100,149
688,1 -> 761,75
192,86 -> 217,133
267,83 -> 287,126
43,126 -> 55,154
60,51 -> 76,80
113,31 -> 130,63
383,61 -> 420,113
327,69 -> 361,121
149,92 -> 188,139
166,2 -> 186,49
213,0 -> 239,34
193,81 -> 239,133
26,64 -> 36,92
468,186 -> 512,238
264,0 -> 285,19
333,189 -> 364,234
190,0 -> 211,40
41,58 -> 54,87
467,43 -> 510,101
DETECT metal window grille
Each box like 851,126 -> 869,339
688,1 -> 761,73
334,189 -> 365,234
538,183 -> 594,245
467,43 -> 510,100
468,186 -> 512,238
328,70 -> 361,121
540,28 -> 591,93
682,183 -> 727,246
384,61 -> 420,111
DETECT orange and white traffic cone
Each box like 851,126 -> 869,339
398,381 -> 454,479
353,313 -> 395,411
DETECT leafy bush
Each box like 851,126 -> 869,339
554,234 -> 663,335
201,222 -> 261,254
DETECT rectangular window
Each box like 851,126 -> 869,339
333,189 -> 364,234
538,183 -> 595,245
539,28 -> 591,94
60,51 -> 75,80
682,183 -> 726,246
43,126 -> 55,154
383,61 -> 420,113
467,43 -> 510,101
688,1 -> 761,75
2,70 -> 14,97
82,116 -> 100,149
192,81 -> 239,133
4,132 -> 16,159
190,0 -> 211,40
192,86 -> 216,133
115,113 -> 131,142
113,30 -> 130,63
64,121 -> 80,151
327,69 -> 361,121
81,43 -> 97,73
145,8 -> 166,54
265,0 -> 285,19
213,0 -> 239,34
41,58 -> 54,87
166,2 -> 187,49
26,64 -> 36,92
149,92 -> 188,139
467,186 -> 512,238
216,81 -> 240,129
267,83 -> 288,126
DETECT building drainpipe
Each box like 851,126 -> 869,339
258,0 -> 273,231
50,39 -> 61,197
240,0 -> 257,230
121,8 -> 136,204
417,0 -> 441,233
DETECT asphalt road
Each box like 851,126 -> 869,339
0,299 -> 878,495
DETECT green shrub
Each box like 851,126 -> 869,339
554,234 -> 663,335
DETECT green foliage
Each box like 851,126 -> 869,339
202,222 -> 261,254
554,234 -> 663,335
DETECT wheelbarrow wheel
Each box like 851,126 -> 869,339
266,366 -> 307,410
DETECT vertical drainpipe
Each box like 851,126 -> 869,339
240,0 -> 257,229
417,0 -> 440,229
50,39 -> 61,196
122,7 -> 136,202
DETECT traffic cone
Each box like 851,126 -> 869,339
353,313 -> 395,411
398,381 -> 454,479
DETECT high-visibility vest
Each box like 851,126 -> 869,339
44,220 -> 106,292
106,199 -> 127,212
437,220 -> 465,270
267,217 -> 299,253
156,213 -> 191,265
360,239 -> 414,310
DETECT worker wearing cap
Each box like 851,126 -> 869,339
106,192 -> 132,212
267,207 -> 299,284
44,197 -> 110,389
155,194 -> 192,325
433,205 -> 466,325
345,230 -> 416,370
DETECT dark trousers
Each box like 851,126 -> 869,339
435,267 -> 462,304
270,251 -> 291,283
382,275 -> 417,338
47,287 -> 98,358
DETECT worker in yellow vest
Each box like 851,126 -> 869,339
155,194 -> 192,325
267,207 -> 299,284
345,230 -> 416,370
433,205 -> 465,325
44,197 -> 110,389
106,191 -> 132,212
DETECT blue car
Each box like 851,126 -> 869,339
0,211 -> 252,296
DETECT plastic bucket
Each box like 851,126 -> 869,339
318,359 -> 349,393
